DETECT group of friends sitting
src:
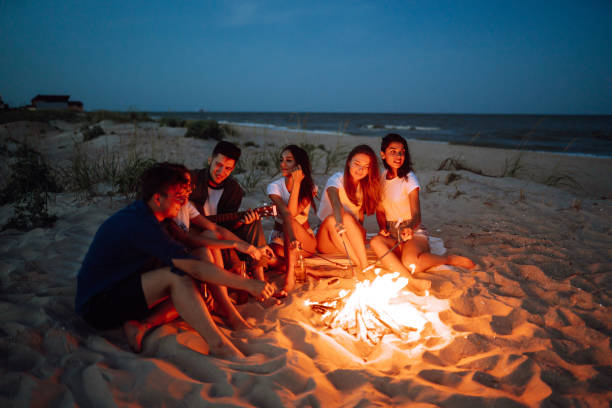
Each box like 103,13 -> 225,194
75,133 -> 474,359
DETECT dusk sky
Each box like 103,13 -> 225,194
1,1 -> 611,114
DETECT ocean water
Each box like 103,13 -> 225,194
152,112 -> 612,157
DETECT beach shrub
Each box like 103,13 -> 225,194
82,125 -> 105,141
159,117 -> 187,127
85,110 -> 153,124
3,192 -> 57,231
61,141 -> 156,199
502,154 -> 523,177
185,120 -> 226,141
115,156 -> 157,197
234,153 -> 267,192
438,157 -> 484,176
319,143 -> 349,174
0,109 -> 154,126
1,145 -> 61,231
0,145 -> 62,205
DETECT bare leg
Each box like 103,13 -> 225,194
200,231 -> 226,268
341,213 -> 368,270
191,245 -> 254,330
370,235 -> 412,275
272,219 -> 317,296
290,218 -> 317,254
140,268 -> 244,359
402,236 -> 475,273
316,216 -> 363,270
370,235 -> 431,294
283,230 -> 296,294
252,265 -> 265,282
123,299 -> 178,353
208,283 -> 253,330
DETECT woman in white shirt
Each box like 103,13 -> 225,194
266,145 -> 318,296
316,144 -> 381,273
370,134 -> 474,276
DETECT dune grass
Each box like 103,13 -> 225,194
1,144 -> 61,230
0,109 -> 154,125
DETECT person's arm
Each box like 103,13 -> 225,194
376,203 -> 389,236
408,188 -> 421,229
172,258 -> 274,299
269,194 -> 298,244
191,214 -> 262,258
399,188 -> 422,241
326,187 -> 346,234
286,166 -> 303,217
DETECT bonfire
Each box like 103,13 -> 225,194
305,268 -> 451,347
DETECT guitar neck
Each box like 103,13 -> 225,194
205,211 -> 247,224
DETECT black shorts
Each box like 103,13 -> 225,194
82,272 -> 150,330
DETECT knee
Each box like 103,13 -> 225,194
400,250 -> 419,265
341,212 -> 357,226
172,273 -> 199,291
319,216 -> 335,232
370,235 -> 385,249
192,246 -> 213,262
322,216 -> 335,226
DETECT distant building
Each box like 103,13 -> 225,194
68,101 -> 84,111
30,94 -> 84,110
31,94 -> 69,109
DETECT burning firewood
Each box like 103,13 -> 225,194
305,271 -> 436,345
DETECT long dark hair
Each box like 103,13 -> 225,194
283,145 -> 317,210
381,133 -> 413,178
343,144 -> 380,215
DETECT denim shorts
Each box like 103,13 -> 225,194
386,221 -> 428,241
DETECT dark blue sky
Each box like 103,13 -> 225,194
1,1 -> 611,114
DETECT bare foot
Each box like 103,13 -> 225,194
227,314 -> 254,331
123,320 -> 150,353
208,338 -> 245,360
276,270 -> 295,298
448,254 -> 475,269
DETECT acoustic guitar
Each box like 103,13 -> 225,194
205,204 -> 277,224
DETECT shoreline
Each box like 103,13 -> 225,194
148,111 -> 612,158
220,120 -> 612,159
227,123 -> 612,198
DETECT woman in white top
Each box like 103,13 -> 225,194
266,145 -> 318,296
370,134 -> 474,277
316,144 -> 381,272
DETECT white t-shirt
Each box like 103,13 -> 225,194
173,201 -> 201,231
266,178 -> 316,225
380,170 -> 420,222
317,172 -> 362,221
203,187 -> 223,216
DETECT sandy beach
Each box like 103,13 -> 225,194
1,119 -> 611,407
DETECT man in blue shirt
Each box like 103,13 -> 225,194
76,164 -> 274,359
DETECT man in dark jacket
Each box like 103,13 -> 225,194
75,163 -> 274,358
190,141 -> 270,281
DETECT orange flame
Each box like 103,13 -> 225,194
306,269 -> 451,345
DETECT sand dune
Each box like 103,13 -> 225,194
0,120 -> 611,407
